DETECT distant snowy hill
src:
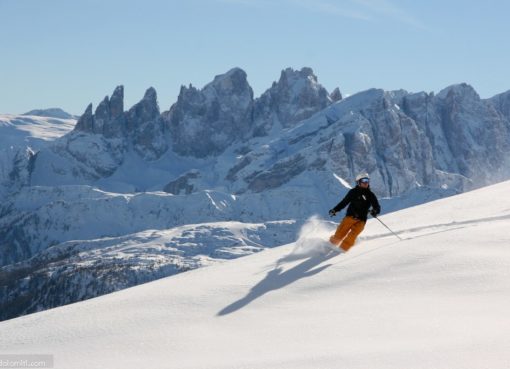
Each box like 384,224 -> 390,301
23,108 -> 77,120
1,180 -> 510,369
0,113 -> 76,149
1,67 -> 510,320
0,113 -> 75,197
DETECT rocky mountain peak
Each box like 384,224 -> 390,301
126,87 -> 160,132
437,83 -> 480,101
143,86 -> 158,102
253,67 -> 333,135
207,67 -> 252,97
329,87 -> 342,102
279,67 -> 316,85
110,85 -> 124,119
94,96 -> 110,122
164,68 -> 254,158
75,103 -> 94,132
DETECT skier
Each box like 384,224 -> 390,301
328,173 -> 381,252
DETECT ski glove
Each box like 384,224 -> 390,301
370,209 -> 378,218
328,209 -> 337,217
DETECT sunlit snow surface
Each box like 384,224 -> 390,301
2,180 -> 509,369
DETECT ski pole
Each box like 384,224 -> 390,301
373,216 -> 403,240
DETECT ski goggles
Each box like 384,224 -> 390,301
359,178 -> 370,183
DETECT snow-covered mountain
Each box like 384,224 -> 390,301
1,67 -> 510,321
2,180 -> 510,369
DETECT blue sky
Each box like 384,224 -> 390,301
1,0 -> 509,115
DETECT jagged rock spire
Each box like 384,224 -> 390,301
330,87 -> 342,102
75,103 -> 94,132
74,86 -> 125,135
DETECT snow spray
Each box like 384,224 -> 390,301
291,215 -> 336,257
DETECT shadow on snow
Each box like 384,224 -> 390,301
217,250 -> 337,316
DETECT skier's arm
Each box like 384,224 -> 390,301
370,192 -> 381,215
332,189 -> 354,213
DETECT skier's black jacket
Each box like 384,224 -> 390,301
332,186 -> 381,222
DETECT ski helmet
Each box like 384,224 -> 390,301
355,172 -> 369,182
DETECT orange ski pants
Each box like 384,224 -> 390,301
329,216 -> 365,251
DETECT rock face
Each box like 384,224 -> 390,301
163,170 -> 200,195
253,67 -> 332,136
0,147 -> 34,196
126,87 -> 160,130
430,84 -> 509,182
329,87 -> 342,102
489,90 -> 510,123
127,87 -> 167,161
163,68 -> 254,158
227,85 -> 510,198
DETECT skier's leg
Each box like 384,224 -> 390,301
329,216 -> 356,246
340,220 -> 365,251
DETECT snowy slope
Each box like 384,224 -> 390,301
1,180 -> 510,369
0,113 -> 75,149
